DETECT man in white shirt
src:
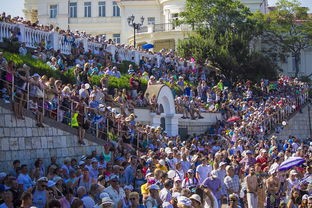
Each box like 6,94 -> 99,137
196,157 -> 212,184
103,175 -> 125,208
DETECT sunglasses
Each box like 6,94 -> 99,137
130,198 -> 136,200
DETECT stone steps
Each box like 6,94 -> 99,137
0,102 -> 105,172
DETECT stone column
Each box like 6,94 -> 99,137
150,113 -> 161,127
165,114 -> 179,136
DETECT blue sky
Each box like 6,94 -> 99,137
1,0 -> 311,18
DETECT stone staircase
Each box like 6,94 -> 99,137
0,102 -> 105,172
273,104 -> 312,141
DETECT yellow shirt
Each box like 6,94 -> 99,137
141,183 -> 149,196
155,164 -> 168,173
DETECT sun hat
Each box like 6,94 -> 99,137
219,162 -> 227,167
210,170 -> 218,178
37,177 -> 48,183
190,194 -> 201,204
159,159 -> 166,166
101,197 -> 114,205
290,170 -> 298,175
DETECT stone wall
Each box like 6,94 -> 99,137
275,104 -> 312,141
0,105 -> 104,172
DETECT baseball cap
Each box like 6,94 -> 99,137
149,184 -> 160,190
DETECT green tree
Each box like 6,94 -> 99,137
177,0 -> 276,82
261,0 -> 312,77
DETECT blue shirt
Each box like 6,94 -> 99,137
124,165 -> 135,185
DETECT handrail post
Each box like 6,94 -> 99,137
26,82 -> 30,110
11,73 -> 14,101
42,89 -> 45,116
56,94 -> 60,122
96,123 -> 99,139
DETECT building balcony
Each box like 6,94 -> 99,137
137,23 -> 192,34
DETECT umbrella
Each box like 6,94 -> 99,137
278,156 -> 305,171
142,43 -> 154,50
227,116 -> 240,122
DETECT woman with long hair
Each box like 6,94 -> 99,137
287,188 -> 301,208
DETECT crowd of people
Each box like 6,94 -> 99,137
0,12 -> 311,208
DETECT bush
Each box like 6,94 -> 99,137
118,60 -> 137,74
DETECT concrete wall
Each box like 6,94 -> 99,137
275,104 -> 312,141
0,105 -> 103,173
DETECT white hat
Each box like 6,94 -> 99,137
37,177 -> 48,183
219,162 -> 227,167
101,197 -> 114,205
190,194 -> 201,204
210,170 -> 218,178
290,170 -> 298,175
159,159 -> 166,166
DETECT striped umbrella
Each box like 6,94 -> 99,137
278,156 -> 305,171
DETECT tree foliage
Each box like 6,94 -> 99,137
261,0 -> 312,77
177,0 -> 277,82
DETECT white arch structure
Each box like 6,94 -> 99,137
145,84 -> 179,136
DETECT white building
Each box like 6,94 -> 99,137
23,0 -> 266,50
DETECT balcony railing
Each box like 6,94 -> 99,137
137,23 -> 192,34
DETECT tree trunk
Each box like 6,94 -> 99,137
294,52 -> 301,77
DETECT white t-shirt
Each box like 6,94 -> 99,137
196,164 -> 212,184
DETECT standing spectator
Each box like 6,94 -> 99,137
17,165 -> 33,191
103,175 -> 125,208
265,170 -> 281,208
124,156 -> 137,186
196,157 -> 212,184
224,165 -> 240,195
202,170 -> 222,207
245,167 -> 258,208
32,177 -> 49,208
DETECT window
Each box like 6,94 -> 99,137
113,34 -> 120,43
99,1 -> 106,17
84,2 -> 91,17
69,2 -> 77,18
50,5 -> 57,18
113,2 -> 120,17
147,17 -> 155,25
